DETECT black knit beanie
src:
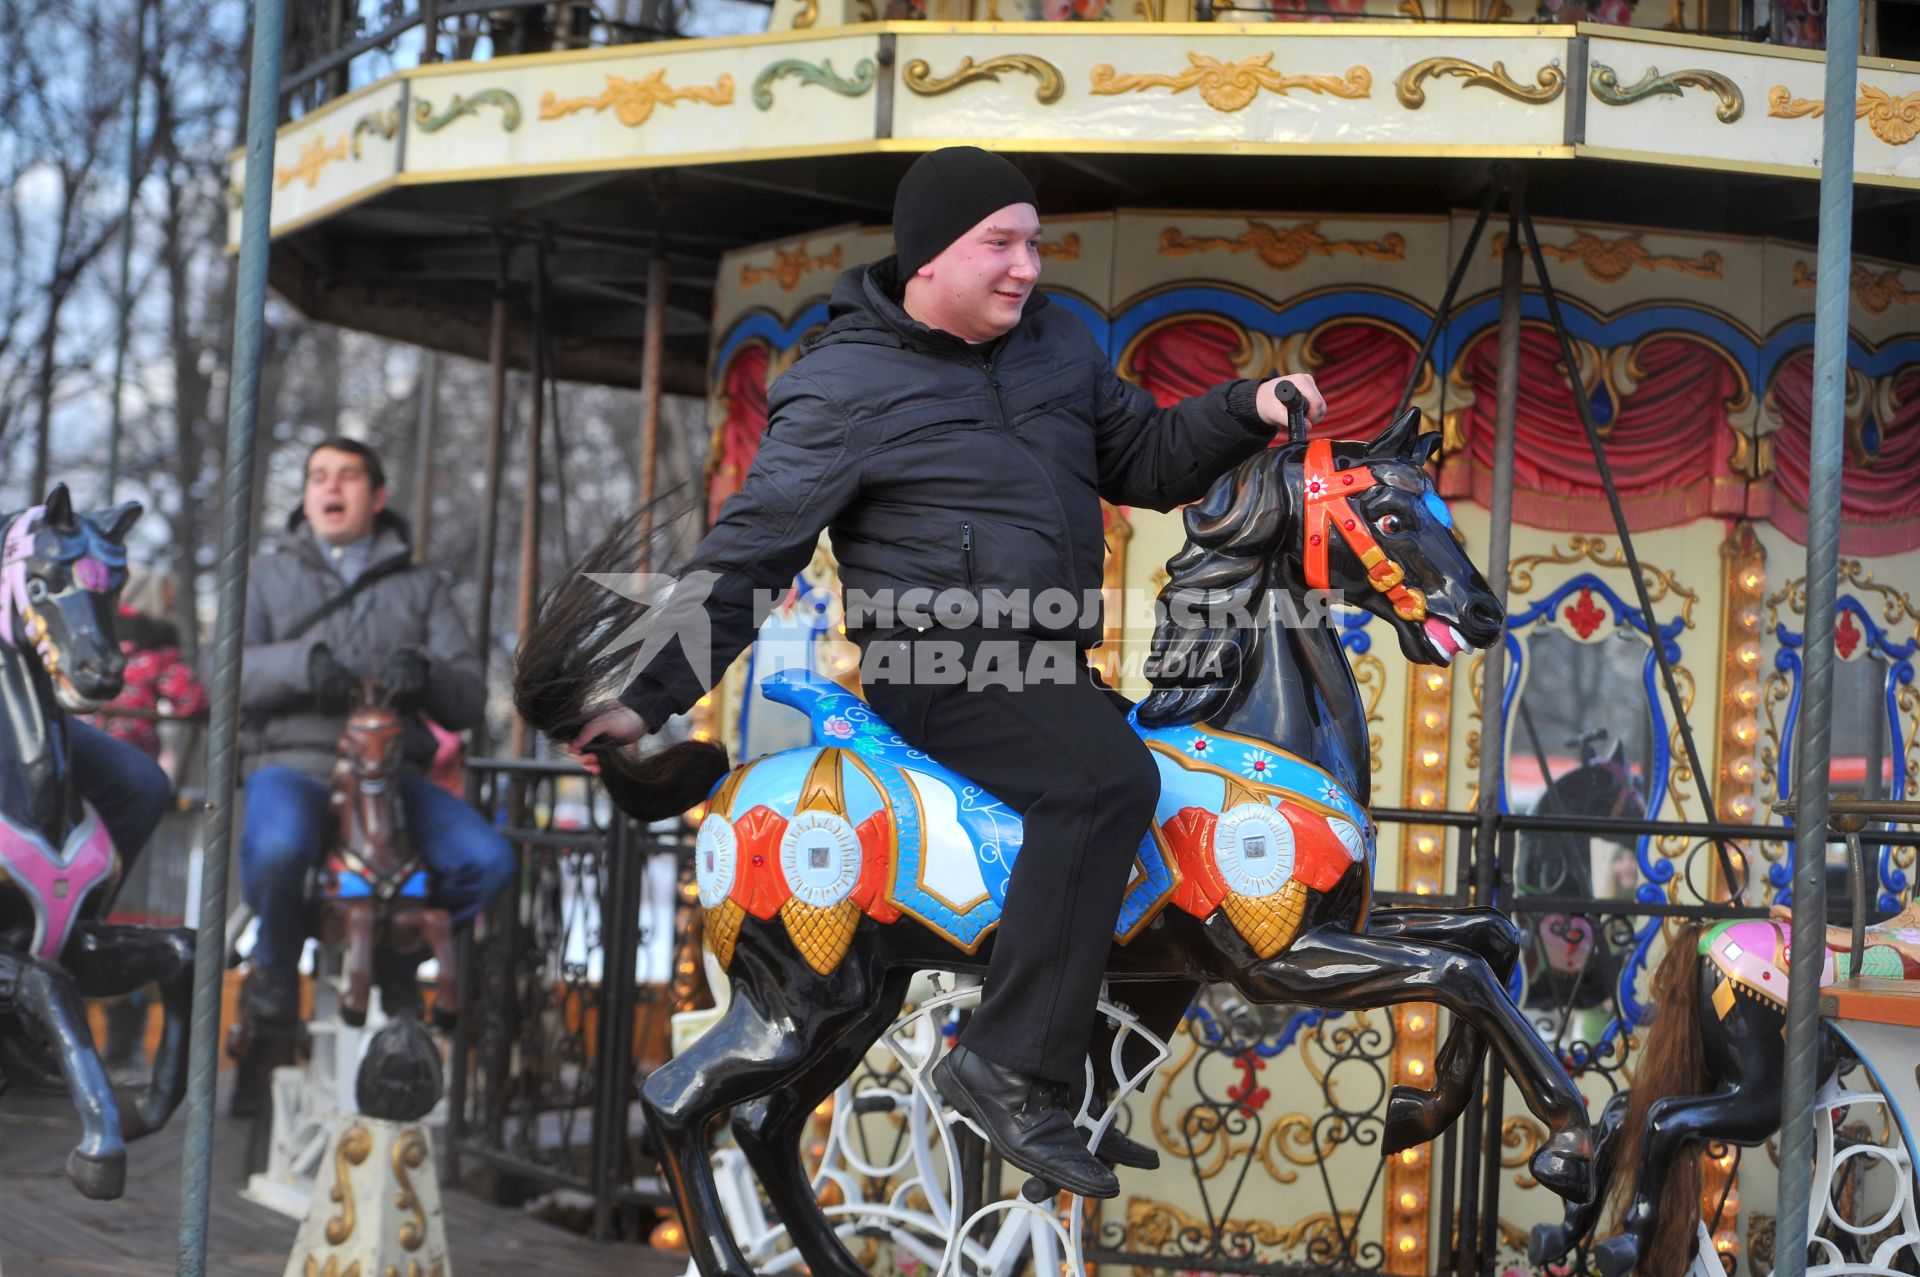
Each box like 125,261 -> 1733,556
892,147 -> 1038,277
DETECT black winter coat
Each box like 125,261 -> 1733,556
619,258 -> 1274,727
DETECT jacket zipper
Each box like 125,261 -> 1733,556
979,356 -> 1077,595
961,522 -> 975,589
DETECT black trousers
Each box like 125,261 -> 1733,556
864,632 -> 1191,1085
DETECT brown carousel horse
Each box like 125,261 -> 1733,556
316,681 -> 459,1028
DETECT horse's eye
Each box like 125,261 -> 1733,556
1378,514 -> 1404,535
25,578 -> 48,603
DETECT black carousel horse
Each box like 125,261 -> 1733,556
0,486 -> 196,1199
515,408 -> 1596,1277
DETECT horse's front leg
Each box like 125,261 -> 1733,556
0,946 -> 126,1198
340,900 -> 376,1027
1362,906 -> 1520,1154
1231,923 -> 1592,1204
418,908 -> 458,1029
64,921 -> 196,1139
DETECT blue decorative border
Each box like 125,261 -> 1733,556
1501,571 -> 1683,1034
1771,595 -> 1918,912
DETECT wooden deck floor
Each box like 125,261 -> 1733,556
0,1085 -> 687,1277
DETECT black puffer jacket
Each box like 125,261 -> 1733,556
620,258 -> 1274,726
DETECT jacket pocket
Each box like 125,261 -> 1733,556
960,522 -> 975,590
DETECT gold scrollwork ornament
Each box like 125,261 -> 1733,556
902,54 -> 1066,105
1091,53 -> 1370,113
1396,57 -> 1565,109
325,1125 -> 375,1245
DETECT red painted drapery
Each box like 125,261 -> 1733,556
1124,316 -> 1416,442
1767,356 -> 1920,556
1443,326 -> 1745,531
707,342 -> 771,524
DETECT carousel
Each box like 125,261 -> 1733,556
136,1 -> 1920,1273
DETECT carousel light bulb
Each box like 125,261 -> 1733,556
1399,1191 -> 1421,1212
693,728 -> 712,742
1733,718 -> 1757,743
1413,878 -> 1437,895
1739,605 -> 1764,631
1425,672 -> 1446,692
1407,1013 -> 1428,1032
1400,1148 -> 1423,1166
1732,760 -> 1754,781
1414,784 -> 1440,809
1730,795 -> 1755,819
1742,569 -> 1765,593
1734,681 -> 1759,708
1397,1233 -> 1419,1254
1421,709 -> 1448,732
1736,642 -> 1761,668
1415,835 -> 1439,855
1420,749 -> 1442,768
1406,1058 -> 1427,1077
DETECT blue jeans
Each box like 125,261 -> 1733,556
71,719 -> 173,867
239,766 -> 517,971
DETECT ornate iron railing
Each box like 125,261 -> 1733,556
447,757 -> 691,1237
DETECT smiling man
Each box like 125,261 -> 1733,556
232,438 -> 513,1028
571,147 -> 1325,1196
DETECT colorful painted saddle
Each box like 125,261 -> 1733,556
693,669 -> 1375,974
1701,906 -> 1920,1019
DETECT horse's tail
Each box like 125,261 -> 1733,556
513,502 -> 729,822
1607,922 -> 1714,1276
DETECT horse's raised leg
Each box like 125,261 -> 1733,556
728,966 -> 912,1277
643,927 -> 886,1277
340,899 -> 376,1027
0,946 -> 126,1198
418,908 -> 458,1029
64,922 -> 195,1139
1231,923 -> 1592,1203
1529,1088 -> 1630,1266
1363,907 -> 1520,1154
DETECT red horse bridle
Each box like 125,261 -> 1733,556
1301,439 -> 1428,623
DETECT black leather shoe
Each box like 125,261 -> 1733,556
243,963 -> 300,1029
932,1045 -> 1120,1200
1093,1122 -> 1160,1171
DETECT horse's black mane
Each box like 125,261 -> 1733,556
1136,443 -> 1300,728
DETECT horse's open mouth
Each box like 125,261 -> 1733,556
1420,616 -> 1469,662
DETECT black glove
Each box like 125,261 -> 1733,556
308,643 -> 358,716
381,646 -> 431,713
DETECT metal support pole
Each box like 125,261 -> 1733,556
1393,182 -> 1498,423
410,349 -> 439,565
509,243 -> 548,759
1775,0 -> 1859,1264
471,245 -> 511,758
176,0 -> 285,1266
1460,175 -> 1525,1277
635,246 -> 667,569
105,0 -> 149,505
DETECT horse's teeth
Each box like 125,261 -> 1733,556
1448,625 -> 1466,652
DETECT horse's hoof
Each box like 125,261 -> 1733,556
340,1004 -> 368,1028
430,1005 -> 458,1033
1382,1085 -> 1436,1156
1593,1234 -> 1637,1277
1528,1222 -> 1571,1266
1020,1176 -> 1055,1204
113,1088 -> 157,1141
67,1147 -> 126,1200
1529,1127 -> 1594,1204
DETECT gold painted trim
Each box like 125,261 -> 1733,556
902,53 -> 1065,105
797,748 -> 848,814
538,70 -> 735,129
740,243 -> 844,290
1589,62 -> 1743,123
392,1129 -> 430,1251
274,134 -> 349,190
1580,20 -> 1920,70
1766,84 -> 1920,146
229,176 -> 400,253
1490,227 -> 1725,281
1160,219 -> 1405,271
1396,57 -> 1565,109
1091,53 -> 1370,113
325,1125 -> 373,1244
1573,142 -> 1920,190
